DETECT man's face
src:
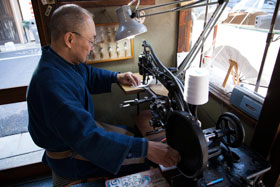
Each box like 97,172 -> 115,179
71,16 -> 96,64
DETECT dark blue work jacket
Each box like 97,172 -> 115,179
27,46 -> 147,179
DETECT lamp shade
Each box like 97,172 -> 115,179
115,5 -> 147,41
184,68 -> 209,105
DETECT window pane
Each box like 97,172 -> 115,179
0,0 -> 40,89
189,0 -> 279,98
0,102 -> 28,137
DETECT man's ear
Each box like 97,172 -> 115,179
64,32 -> 72,48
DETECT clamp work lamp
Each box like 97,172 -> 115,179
115,0 -> 228,74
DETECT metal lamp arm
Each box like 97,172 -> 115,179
129,0 -> 228,76
136,0 -> 201,11
133,0 -> 222,18
177,0 -> 228,75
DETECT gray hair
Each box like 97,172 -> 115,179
49,4 -> 94,41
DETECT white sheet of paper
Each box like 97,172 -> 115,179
131,76 -> 154,88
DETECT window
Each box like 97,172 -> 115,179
189,0 -> 279,98
0,0 -> 40,136
0,0 -> 41,170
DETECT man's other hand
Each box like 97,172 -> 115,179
117,72 -> 141,87
147,141 -> 181,168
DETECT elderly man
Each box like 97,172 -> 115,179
27,4 -> 180,186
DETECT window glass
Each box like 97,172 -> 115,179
0,102 -> 28,137
0,0 -> 40,164
190,0 -> 279,97
0,0 -> 40,89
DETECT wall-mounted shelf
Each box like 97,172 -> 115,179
86,23 -> 134,64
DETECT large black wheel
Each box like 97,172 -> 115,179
166,111 -> 208,179
216,112 -> 245,148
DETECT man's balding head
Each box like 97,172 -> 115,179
49,4 -> 94,42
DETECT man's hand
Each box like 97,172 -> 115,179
147,141 -> 181,168
117,72 -> 141,87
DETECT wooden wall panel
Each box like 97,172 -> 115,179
177,9 -> 191,52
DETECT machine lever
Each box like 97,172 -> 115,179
120,97 -> 151,108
